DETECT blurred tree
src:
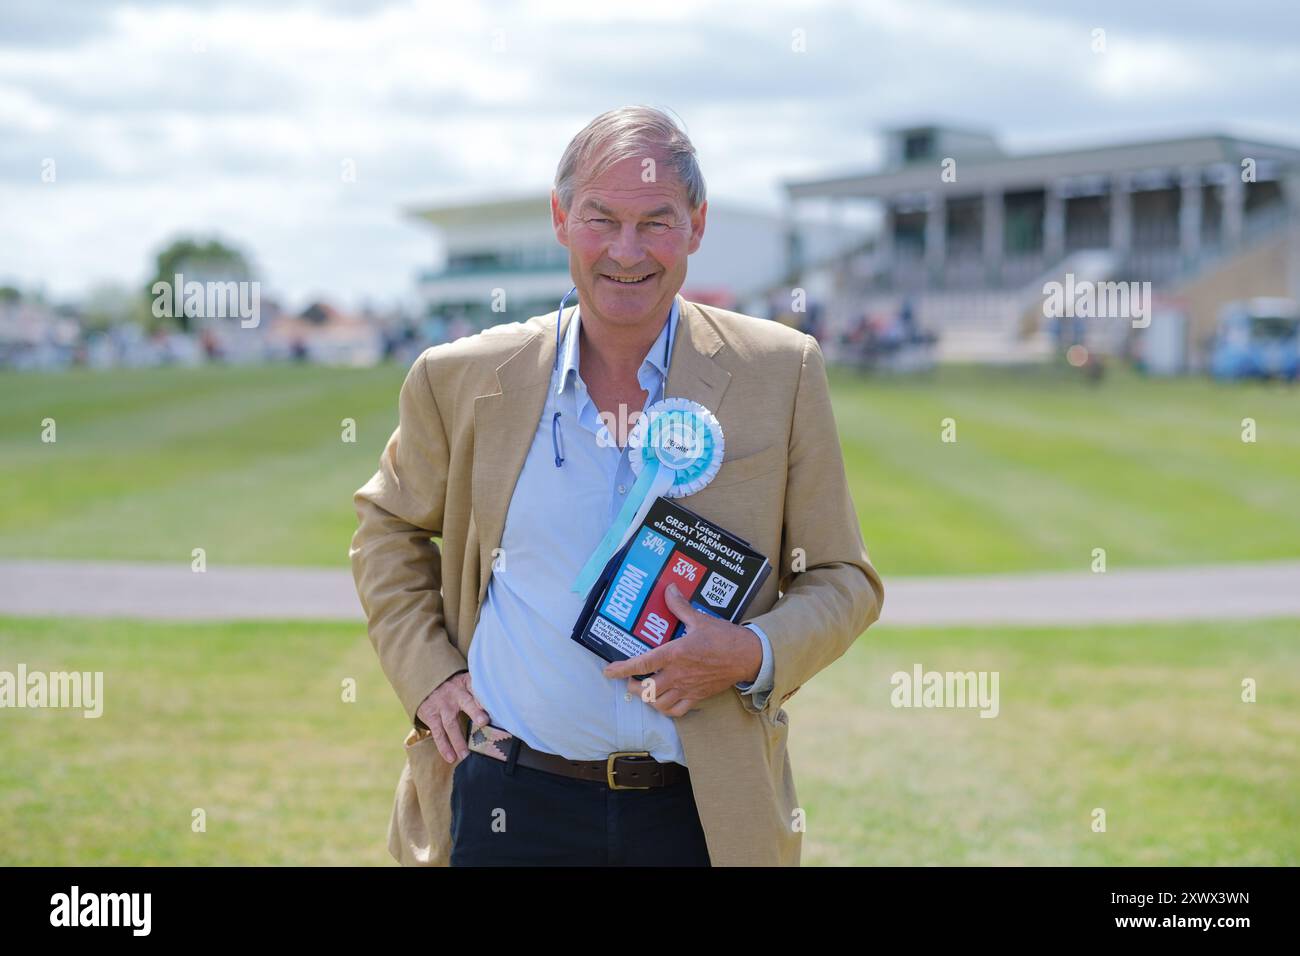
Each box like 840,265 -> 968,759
146,237 -> 254,332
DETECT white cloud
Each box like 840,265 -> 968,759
0,0 -> 1296,307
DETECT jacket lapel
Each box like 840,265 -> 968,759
470,313 -> 562,608
470,295 -> 732,608
665,297 -> 732,412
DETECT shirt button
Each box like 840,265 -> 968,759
618,484 -> 627,495
624,692 -> 633,701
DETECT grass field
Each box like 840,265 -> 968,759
1,362 -> 1298,575
3,361 -> 1296,865
2,615 -> 1296,866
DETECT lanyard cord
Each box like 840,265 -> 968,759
551,289 -> 672,468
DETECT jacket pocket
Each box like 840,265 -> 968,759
388,726 -> 454,866
761,703 -> 790,729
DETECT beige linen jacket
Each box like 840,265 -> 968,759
350,295 -> 883,866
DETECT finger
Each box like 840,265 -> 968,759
650,687 -> 683,714
667,697 -> 694,718
628,674 -> 668,703
440,707 -> 469,761
428,721 -> 457,763
604,645 -> 669,679
664,584 -> 702,626
416,698 -> 439,733
455,685 -> 490,731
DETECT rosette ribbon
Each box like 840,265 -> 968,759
570,397 -> 725,594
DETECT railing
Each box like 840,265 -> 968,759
844,200 -> 1293,295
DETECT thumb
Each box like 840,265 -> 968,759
664,583 -> 700,622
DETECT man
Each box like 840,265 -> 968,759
350,105 -> 883,866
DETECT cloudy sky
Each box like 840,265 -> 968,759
3,0 -> 1298,309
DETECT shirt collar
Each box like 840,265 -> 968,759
556,295 -> 679,396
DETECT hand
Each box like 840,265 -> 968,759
602,584 -> 763,718
416,671 -> 490,763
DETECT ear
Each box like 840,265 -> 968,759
687,199 -> 707,255
551,190 -> 570,249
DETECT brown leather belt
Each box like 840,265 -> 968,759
467,724 -> 688,790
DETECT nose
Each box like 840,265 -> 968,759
606,221 -> 645,270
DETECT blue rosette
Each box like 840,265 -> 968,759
570,398 -> 725,594
626,397 -> 725,497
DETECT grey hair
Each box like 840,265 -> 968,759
554,105 -> 707,213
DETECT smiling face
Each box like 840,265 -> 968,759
551,149 -> 706,333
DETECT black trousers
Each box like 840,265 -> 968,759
449,748 -> 712,866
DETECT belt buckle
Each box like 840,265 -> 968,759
606,751 -> 653,790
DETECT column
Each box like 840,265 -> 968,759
1043,182 -> 1065,263
782,194 -> 802,284
1222,168 -> 1245,251
1109,172 -> 1132,261
876,200 -> 895,278
925,191 -> 946,282
1284,171 -> 1300,299
982,187 -> 1004,284
1179,166 -> 1203,267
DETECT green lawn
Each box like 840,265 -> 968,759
832,364 -> 1300,575
0,364 -> 402,568
2,615 -> 1296,865
0,617 -> 401,865
1,362 -> 1297,574
795,616 -> 1300,866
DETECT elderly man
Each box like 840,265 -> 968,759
350,105 -> 883,866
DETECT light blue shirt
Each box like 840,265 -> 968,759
467,296 -> 773,766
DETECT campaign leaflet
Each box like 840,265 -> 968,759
571,495 -> 772,665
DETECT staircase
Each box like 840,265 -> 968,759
820,207 -> 1297,365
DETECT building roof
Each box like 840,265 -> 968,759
406,193 -> 551,228
786,131 -> 1300,200
405,192 -> 793,231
